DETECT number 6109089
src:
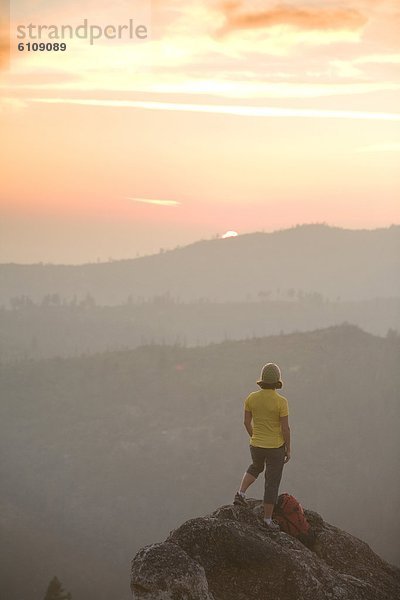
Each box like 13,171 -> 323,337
18,42 -> 67,51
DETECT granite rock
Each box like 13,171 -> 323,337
131,500 -> 400,600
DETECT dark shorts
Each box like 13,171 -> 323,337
246,444 -> 285,504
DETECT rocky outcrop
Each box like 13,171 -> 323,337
130,499 -> 400,600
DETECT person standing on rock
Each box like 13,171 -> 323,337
234,363 -> 290,531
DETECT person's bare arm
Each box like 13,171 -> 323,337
280,415 -> 291,463
244,410 -> 253,437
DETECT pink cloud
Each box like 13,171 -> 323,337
217,2 -> 368,36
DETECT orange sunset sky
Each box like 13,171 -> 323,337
1,0 -> 399,263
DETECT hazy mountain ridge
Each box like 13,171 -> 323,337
1,325 -> 399,600
1,296 -> 399,362
1,224 -> 399,305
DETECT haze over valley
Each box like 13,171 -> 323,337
1,326 -> 399,600
1,224 -> 399,600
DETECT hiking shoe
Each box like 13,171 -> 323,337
233,492 -> 248,507
263,519 -> 280,532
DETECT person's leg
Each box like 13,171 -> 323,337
264,502 -> 275,520
263,445 -> 285,519
239,471 -> 256,494
235,446 -> 265,502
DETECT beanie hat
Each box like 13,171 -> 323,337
257,363 -> 281,386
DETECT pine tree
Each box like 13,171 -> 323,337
43,576 -> 71,600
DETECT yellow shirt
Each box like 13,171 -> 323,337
244,389 -> 289,448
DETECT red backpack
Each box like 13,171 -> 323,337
273,493 -> 314,546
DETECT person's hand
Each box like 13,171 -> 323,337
284,449 -> 291,463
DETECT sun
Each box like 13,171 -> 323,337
222,230 -> 239,239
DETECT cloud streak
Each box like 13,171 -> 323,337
218,2 -> 368,36
30,97 -> 400,122
126,197 -> 181,207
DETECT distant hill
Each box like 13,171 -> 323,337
1,296 -> 399,361
1,325 -> 399,600
0,224 -> 399,305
